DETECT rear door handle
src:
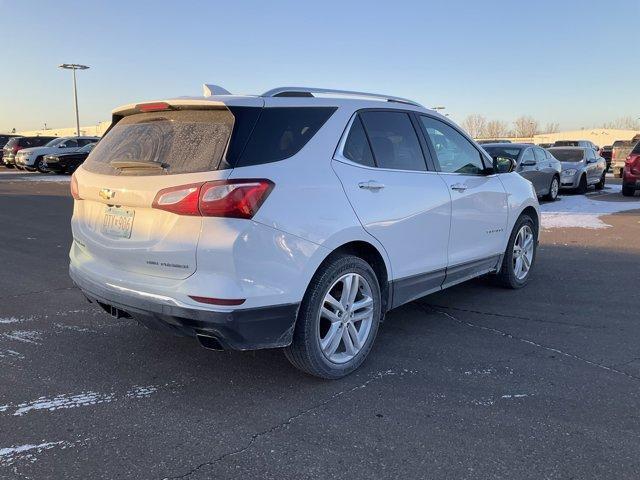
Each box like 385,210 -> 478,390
358,181 -> 385,190
450,183 -> 467,192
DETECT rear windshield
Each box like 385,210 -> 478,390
554,141 -> 579,146
549,149 -> 584,162
0,135 -> 17,146
83,106 -> 336,175
84,109 -> 234,176
482,146 -> 522,160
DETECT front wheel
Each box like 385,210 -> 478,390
35,156 -> 48,173
576,175 -> 588,194
496,214 -> 537,289
595,172 -> 606,190
545,176 -> 559,201
284,255 -> 382,379
622,184 -> 636,197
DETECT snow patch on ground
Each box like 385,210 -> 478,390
1,385 -> 164,417
1,330 -> 42,345
0,171 -> 70,182
540,184 -> 640,229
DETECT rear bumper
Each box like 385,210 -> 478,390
70,264 -> 299,350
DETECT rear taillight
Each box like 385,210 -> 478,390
627,154 -> 640,174
152,179 -> 274,219
70,174 -> 81,200
12,146 -> 22,154
136,102 -> 172,112
151,183 -> 201,216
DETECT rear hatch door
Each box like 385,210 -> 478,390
72,100 -> 261,279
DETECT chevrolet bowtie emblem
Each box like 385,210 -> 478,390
99,189 -> 116,200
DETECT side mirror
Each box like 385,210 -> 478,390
520,159 -> 536,167
58,144 -> 66,148
493,156 -> 517,173
587,158 -> 597,164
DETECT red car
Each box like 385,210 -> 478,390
622,141 -> 640,196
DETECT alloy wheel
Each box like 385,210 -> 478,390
512,225 -> 534,281
318,273 -> 374,364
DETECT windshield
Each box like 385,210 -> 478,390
554,141 -> 579,147
549,149 -> 584,162
45,138 -> 64,147
79,143 -> 96,153
482,146 -> 522,160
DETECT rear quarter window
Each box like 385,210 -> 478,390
632,142 -> 640,155
236,107 -> 336,167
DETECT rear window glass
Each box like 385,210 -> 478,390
632,142 -> 640,155
83,109 -> 234,176
554,141 -> 579,146
482,146 -> 522,160
236,107 -> 336,167
549,149 -> 584,162
343,116 -> 375,167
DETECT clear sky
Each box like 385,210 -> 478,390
0,0 -> 638,132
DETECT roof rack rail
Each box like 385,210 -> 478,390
261,87 -> 423,108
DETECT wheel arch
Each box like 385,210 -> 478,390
312,239 -> 391,313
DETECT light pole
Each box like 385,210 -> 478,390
58,63 -> 89,137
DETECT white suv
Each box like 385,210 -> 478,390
16,136 -> 100,172
69,86 -> 539,379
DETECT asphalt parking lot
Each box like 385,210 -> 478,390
1,170 -> 640,479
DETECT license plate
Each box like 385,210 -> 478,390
102,206 -> 135,239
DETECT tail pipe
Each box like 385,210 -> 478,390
196,334 -> 225,351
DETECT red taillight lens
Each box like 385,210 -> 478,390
70,174 -> 81,200
12,146 -> 22,154
136,102 -> 172,112
151,183 -> 201,216
152,179 -> 274,219
199,179 -> 274,219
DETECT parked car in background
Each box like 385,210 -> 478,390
537,143 -> 554,148
622,141 -> 640,197
599,145 -> 613,171
0,134 -> 20,164
43,142 -> 97,174
611,136 -> 640,178
477,139 -> 512,144
69,87 -> 540,379
553,140 -> 599,151
2,136 -> 57,168
547,146 -> 607,193
482,143 -> 561,201
15,136 -> 99,172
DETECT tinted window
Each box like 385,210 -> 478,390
554,141 -> 579,147
84,109 -> 235,176
482,146 -> 522,161
586,148 -> 596,160
534,148 -> 546,162
549,149 -> 584,162
78,138 -> 96,146
632,142 -> 640,155
420,116 -> 485,174
343,116 -> 374,167
238,107 -> 336,167
360,111 -> 426,171
61,139 -> 78,148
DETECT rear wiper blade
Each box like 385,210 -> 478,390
110,160 -> 168,171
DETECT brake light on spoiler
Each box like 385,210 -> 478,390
152,179 -> 274,219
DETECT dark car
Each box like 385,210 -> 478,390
482,143 -> 562,201
42,142 -> 97,174
0,134 -> 20,163
477,139 -> 512,144
2,136 -> 57,168
599,145 -> 613,171
537,143 -> 554,148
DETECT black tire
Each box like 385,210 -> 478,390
595,172 -> 605,190
4,163 -> 14,169
576,174 -> 587,194
622,184 -> 636,197
35,156 -> 48,173
284,254 -> 382,379
495,214 -> 538,289
544,176 -> 559,201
